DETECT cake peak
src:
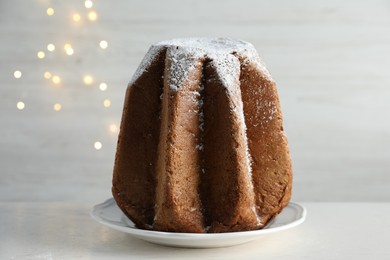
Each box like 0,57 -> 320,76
155,37 -> 255,55
130,37 -> 272,87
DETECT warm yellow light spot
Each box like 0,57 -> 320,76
37,51 -> 45,59
53,103 -> 62,111
72,13 -> 81,22
85,0 -> 93,8
14,70 -> 22,79
52,75 -> 61,84
64,43 -> 74,55
65,48 -> 74,55
64,43 -> 72,50
47,44 -> 55,52
99,82 -> 107,91
64,43 -> 74,56
44,71 -> 52,79
103,99 -> 111,108
88,11 -> 97,21
94,141 -> 102,150
17,101 -> 25,110
99,40 -> 108,49
109,124 -> 118,133
83,75 -> 94,85
46,8 -> 54,16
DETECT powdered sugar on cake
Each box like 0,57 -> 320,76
165,46 -> 204,91
209,54 -> 240,91
128,45 -> 164,86
128,38 -> 273,88
209,54 -> 255,196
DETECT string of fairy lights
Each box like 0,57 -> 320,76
13,0 -> 118,151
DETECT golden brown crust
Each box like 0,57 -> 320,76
112,47 -> 166,229
239,58 -> 293,225
153,48 -> 205,233
201,57 -> 261,232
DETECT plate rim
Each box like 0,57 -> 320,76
91,198 -> 306,239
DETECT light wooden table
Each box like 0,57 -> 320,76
1,202 -> 389,259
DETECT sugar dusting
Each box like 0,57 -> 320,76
209,54 -> 240,91
129,38 -> 273,89
157,38 -> 253,55
128,45 -> 164,86
198,84 -> 205,132
239,52 -> 273,82
198,81 -> 205,175
165,46 -> 204,91
209,56 -> 254,181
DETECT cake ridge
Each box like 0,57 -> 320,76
201,57 -> 261,232
153,49 -> 205,232
129,45 -> 165,86
165,45 -> 204,92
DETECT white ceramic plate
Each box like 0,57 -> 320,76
91,198 -> 306,248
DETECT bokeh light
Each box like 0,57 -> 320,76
17,101 -> 25,110
14,70 -> 22,79
53,103 -> 62,111
46,8 -> 54,16
85,0 -> 93,9
37,51 -> 45,59
88,11 -> 97,21
72,13 -> 81,22
99,40 -> 108,49
103,99 -> 111,108
83,75 -> 94,85
11,1 -> 116,153
47,44 -> 55,52
109,124 -> 118,133
64,43 -> 74,55
44,71 -> 52,79
94,141 -> 102,150
52,75 -> 61,85
65,48 -> 74,55
99,82 -> 107,91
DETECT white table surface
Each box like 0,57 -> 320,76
1,202 -> 389,259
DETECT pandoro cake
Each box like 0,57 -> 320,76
112,38 -> 292,233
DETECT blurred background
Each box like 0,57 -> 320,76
1,0 -> 389,203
